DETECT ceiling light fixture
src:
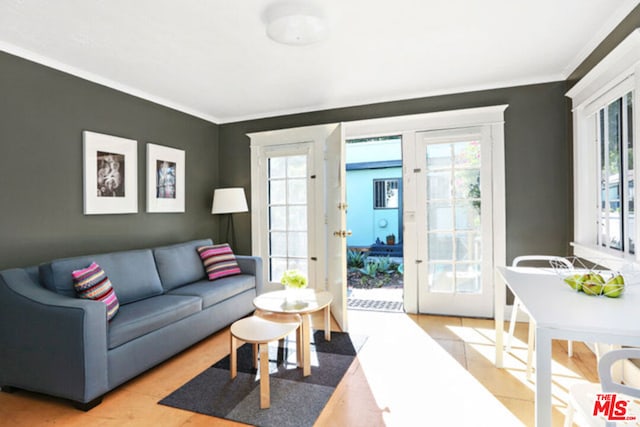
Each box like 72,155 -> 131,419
264,1 -> 327,46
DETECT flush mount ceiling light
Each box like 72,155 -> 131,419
264,1 -> 327,46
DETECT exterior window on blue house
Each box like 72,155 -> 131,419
373,178 -> 399,209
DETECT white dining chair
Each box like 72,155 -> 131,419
565,347 -> 640,427
506,255 -> 574,380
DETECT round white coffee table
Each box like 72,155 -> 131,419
229,315 -> 300,409
253,289 -> 333,376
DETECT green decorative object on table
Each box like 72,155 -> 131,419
281,269 -> 308,289
563,271 -> 625,298
581,273 -> 605,296
603,274 -> 625,298
563,273 -> 584,291
281,269 -> 308,305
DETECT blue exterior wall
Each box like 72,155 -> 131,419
346,166 -> 401,247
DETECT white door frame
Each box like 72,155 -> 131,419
414,126 -> 493,317
249,124 -> 336,293
344,105 -> 507,315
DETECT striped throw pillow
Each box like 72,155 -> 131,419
72,262 -> 120,321
197,244 -> 242,281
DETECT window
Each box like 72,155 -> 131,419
597,92 -> 634,253
267,154 -> 309,282
567,30 -> 640,266
373,178 -> 399,209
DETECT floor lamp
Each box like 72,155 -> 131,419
211,188 -> 249,250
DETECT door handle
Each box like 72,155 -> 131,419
333,230 -> 352,238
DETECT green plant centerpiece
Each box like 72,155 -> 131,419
281,269 -> 308,289
281,269 -> 308,305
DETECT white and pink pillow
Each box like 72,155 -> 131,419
197,244 -> 242,281
72,262 -> 120,321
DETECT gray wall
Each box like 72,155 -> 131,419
0,51 -> 220,270
219,82 -> 571,261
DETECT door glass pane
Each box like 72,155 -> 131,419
288,206 -> 307,231
426,141 -> 482,295
428,233 -> 453,260
455,201 -> 481,230
454,141 -> 480,168
270,258 -> 287,283
287,155 -> 307,178
288,258 -> 308,275
270,232 -> 287,257
427,171 -> 450,199
454,169 -> 480,199
427,144 -> 452,169
427,202 -> 453,230
269,180 -> 286,205
269,206 -> 286,230
268,154 -> 309,282
269,157 -> 286,179
288,232 -> 308,257
456,263 -> 481,293
428,263 -> 454,292
288,179 -> 307,204
456,232 -> 481,261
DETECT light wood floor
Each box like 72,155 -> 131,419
0,310 -> 598,426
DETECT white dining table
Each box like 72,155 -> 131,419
495,266 -> 640,427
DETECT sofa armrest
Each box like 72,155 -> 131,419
0,269 -> 109,404
235,256 -> 264,295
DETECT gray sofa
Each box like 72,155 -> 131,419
0,238 -> 263,410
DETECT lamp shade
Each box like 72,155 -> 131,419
211,188 -> 249,214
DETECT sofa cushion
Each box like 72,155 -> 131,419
107,294 -> 201,349
71,262 -> 120,321
197,244 -> 241,281
153,239 -> 211,292
168,274 -> 255,308
40,249 -> 163,305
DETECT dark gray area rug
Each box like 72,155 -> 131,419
159,330 -> 366,427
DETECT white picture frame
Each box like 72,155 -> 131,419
83,131 -> 138,215
146,143 -> 185,213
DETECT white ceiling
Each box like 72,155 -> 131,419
0,0 -> 638,124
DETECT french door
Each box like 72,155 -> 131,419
263,144 -> 314,285
415,127 -> 494,317
254,142 -> 317,289
249,124 -> 348,331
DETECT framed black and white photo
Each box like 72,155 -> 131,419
83,131 -> 138,215
146,143 -> 185,213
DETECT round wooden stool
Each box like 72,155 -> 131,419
229,314 -> 300,409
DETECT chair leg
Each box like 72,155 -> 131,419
563,399 -> 575,427
259,343 -> 270,409
526,319 -> 535,380
296,326 -> 303,367
506,298 -> 521,353
568,340 -> 573,357
230,334 -> 238,379
253,343 -> 259,369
